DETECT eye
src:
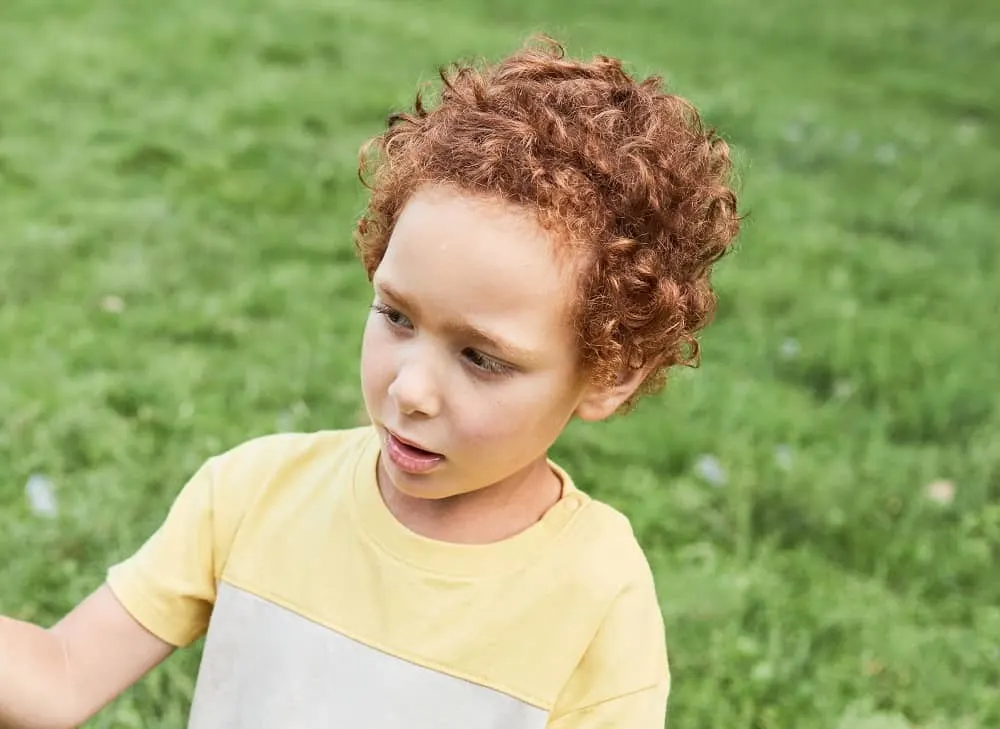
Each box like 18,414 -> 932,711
372,302 -> 413,330
463,348 -> 512,377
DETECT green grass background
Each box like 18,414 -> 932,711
1,0 -> 998,727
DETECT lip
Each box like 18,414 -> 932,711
389,430 -> 437,453
384,430 -> 445,475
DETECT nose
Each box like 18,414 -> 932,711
387,353 -> 442,418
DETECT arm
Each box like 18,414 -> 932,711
0,585 -> 173,729
1,438 -> 270,729
1,448 -> 233,729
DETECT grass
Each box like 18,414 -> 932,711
1,0 -> 998,727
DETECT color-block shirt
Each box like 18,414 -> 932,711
107,426 -> 670,728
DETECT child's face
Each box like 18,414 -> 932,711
360,185 -> 592,501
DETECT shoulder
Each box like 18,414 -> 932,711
199,425 -> 378,520
565,495 -> 657,593
548,496 -> 670,716
536,488 -> 662,641
210,425 -> 375,479
193,425 -> 378,566
548,459 -> 654,592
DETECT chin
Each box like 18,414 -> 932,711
382,459 -> 441,493
389,467 -> 481,503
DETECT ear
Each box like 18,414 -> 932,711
574,365 -> 653,422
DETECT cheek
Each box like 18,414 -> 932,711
454,376 -> 574,446
360,319 -> 393,399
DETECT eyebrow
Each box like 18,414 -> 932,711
374,280 -> 537,363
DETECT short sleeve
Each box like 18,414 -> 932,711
548,563 -> 671,728
106,456 -> 226,648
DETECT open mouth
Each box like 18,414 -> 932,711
385,431 -> 444,474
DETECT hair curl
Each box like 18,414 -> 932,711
355,37 -> 741,407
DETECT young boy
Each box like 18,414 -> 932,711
0,38 -> 739,729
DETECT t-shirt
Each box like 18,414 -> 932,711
107,426 -> 670,728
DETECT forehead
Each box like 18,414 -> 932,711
375,187 -> 579,344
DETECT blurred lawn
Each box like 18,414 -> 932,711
1,0 -> 999,727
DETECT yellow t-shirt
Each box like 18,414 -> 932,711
107,426 -> 669,728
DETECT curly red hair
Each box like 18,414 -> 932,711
355,38 -> 741,406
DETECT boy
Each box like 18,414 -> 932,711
0,37 -> 740,729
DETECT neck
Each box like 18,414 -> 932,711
377,457 -> 563,545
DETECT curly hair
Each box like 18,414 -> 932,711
355,38 -> 741,407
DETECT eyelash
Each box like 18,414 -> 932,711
371,302 -> 514,378
462,348 -> 511,376
371,302 -> 411,329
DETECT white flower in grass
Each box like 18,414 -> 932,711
100,295 -> 125,314
874,143 -> 899,165
833,380 -> 855,400
925,479 -> 956,506
26,474 -> 58,518
694,454 -> 727,487
779,338 -> 800,360
774,445 -> 794,472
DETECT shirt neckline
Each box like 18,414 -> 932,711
350,428 -> 588,578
